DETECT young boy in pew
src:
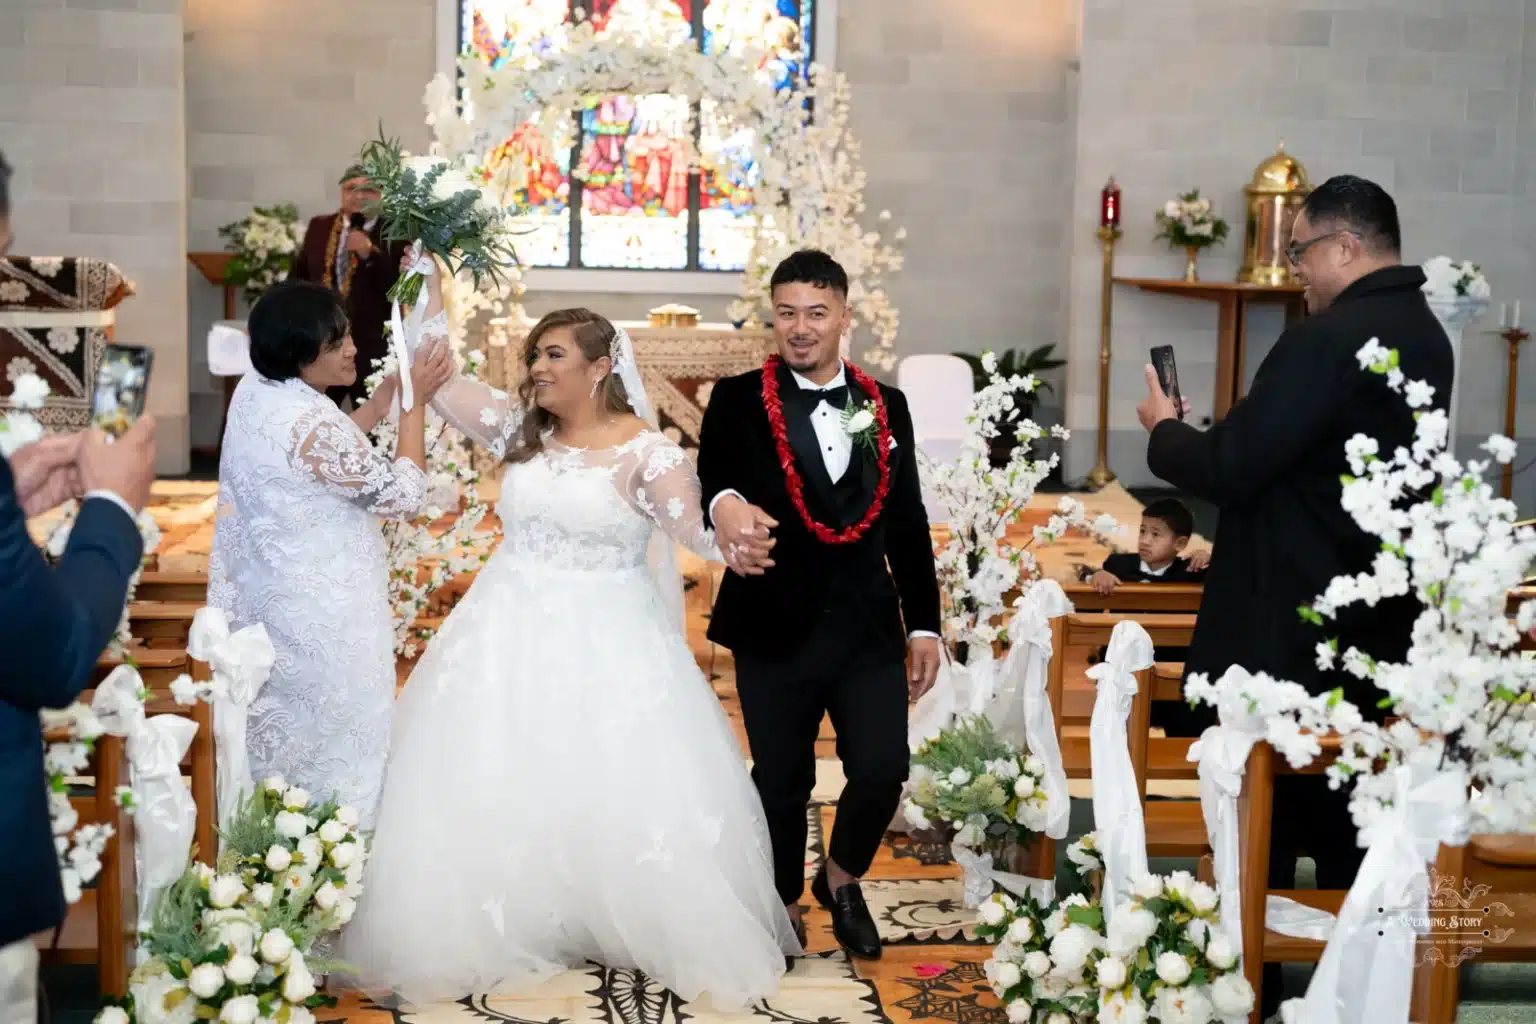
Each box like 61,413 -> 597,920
1079,499 -> 1209,683
1084,498 -> 1209,593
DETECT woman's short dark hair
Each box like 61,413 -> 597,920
248,280 -> 349,381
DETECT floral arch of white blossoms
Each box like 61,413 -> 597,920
420,7 -> 906,370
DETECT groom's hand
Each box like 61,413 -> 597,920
714,495 -> 777,576
908,636 -> 940,699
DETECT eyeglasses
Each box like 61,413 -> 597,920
1286,230 -> 1356,265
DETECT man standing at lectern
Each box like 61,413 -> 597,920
292,165 -> 406,408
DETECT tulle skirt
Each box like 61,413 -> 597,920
339,555 -> 798,1009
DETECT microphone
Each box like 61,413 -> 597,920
348,212 -> 366,230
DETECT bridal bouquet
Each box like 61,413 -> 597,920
217,204 -> 303,305
355,130 -> 520,312
977,888 -> 1107,1023
1097,872 -> 1254,1023
904,715 -> 1051,850
96,778 -> 367,1024
1153,190 -> 1229,251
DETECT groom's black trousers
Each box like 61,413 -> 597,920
733,596 -> 910,907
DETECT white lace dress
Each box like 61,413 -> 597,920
341,374 -> 797,1008
209,374 -> 427,828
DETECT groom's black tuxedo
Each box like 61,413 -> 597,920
698,360 -> 940,910
698,363 -> 940,661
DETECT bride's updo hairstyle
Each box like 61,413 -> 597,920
506,307 -> 633,464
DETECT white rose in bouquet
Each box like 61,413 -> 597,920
995,961 -> 1023,990
187,963 -> 225,999
1049,924 -> 1098,974
224,954 -> 260,986
1007,915 -> 1035,943
1153,984 -> 1212,1024
335,805 -> 360,828
287,1007 -> 317,1024
1022,950 -> 1051,978
208,874 -> 247,909
132,970 -> 196,1024
1205,933 -> 1237,970
1099,989 -> 1147,1024
1154,951 -> 1191,986
249,882 -> 274,908
1188,880 -> 1219,914
205,908 -> 257,956
335,895 -> 358,925
259,928 -> 295,965
274,811 -> 309,840
1209,972 -> 1255,1017
295,834 -> 323,867
948,767 -> 972,787
218,995 -> 260,1024
1012,775 -> 1035,798
314,881 -> 344,911
317,819 -> 347,844
1184,916 -> 1209,949
264,844 -> 292,872
1131,874 -> 1164,899
1163,870 -> 1195,900
1096,955 -> 1128,990
281,787 -> 310,811
902,799 -> 933,831
281,956 -> 317,1003
978,895 -> 1010,927
1005,1000 -> 1032,1024
1106,906 -> 1158,958
95,1007 -> 130,1024
329,841 -> 358,868
260,776 -> 286,794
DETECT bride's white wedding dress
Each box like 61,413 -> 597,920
341,370 -> 798,1008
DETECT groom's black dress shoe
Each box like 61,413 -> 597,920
812,867 -> 882,960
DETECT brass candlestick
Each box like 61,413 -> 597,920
1498,326 -> 1529,500
1086,223 -> 1121,490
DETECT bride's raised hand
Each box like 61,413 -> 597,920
410,337 -> 454,402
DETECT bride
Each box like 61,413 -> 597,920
341,267 -> 799,1007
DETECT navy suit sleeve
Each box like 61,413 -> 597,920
0,463 -> 143,711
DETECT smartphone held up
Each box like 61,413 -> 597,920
1149,345 -> 1184,422
92,344 -> 153,438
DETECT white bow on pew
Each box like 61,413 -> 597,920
1085,620 -> 1154,924
1282,761 -> 1469,1024
991,579 -> 1073,841
91,664 -> 199,944
186,607 -> 275,830
952,841 -> 1056,909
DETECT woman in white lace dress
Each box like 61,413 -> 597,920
342,275 -> 798,1008
208,281 -> 452,828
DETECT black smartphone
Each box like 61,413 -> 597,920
1150,345 -> 1184,421
92,344 -> 153,437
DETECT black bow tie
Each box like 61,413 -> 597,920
796,384 -> 849,412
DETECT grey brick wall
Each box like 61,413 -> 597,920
2,0 -> 190,474
1063,0 -> 1536,494
182,0 -> 436,447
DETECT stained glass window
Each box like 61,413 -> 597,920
460,0 -> 816,272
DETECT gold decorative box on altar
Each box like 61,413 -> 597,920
1239,142 -> 1311,287
648,303 -> 700,328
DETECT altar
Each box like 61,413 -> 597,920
484,318 -> 775,452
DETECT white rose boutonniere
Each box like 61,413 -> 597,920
841,400 -> 879,454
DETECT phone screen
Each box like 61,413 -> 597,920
1150,345 -> 1184,422
92,344 -> 153,437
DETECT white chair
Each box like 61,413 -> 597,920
896,354 -> 975,523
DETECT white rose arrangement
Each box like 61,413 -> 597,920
975,889 -> 1107,1023
217,204 -> 304,306
905,715 -> 1052,853
95,778 -> 368,1024
1153,190 -> 1229,252
921,352 -> 1117,660
1420,255 -> 1491,303
423,9 -> 905,367
1063,832 -> 1104,896
1097,872 -> 1253,1024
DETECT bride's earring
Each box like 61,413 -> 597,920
589,377 -> 601,399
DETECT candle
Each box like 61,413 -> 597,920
1499,303 -> 1507,329
1100,176 -> 1121,228
1515,301 -> 1522,329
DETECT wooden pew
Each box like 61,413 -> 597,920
1052,611 -> 1197,740
134,570 -> 208,604
37,730 -> 137,997
1061,581 -> 1204,615
127,601 -> 201,649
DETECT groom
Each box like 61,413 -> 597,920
698,249 -> 941,960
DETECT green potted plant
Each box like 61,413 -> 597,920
953,345 -> 1067,466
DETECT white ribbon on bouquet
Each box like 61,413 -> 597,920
186,607 -> 276,829
1281,762 -> 1470,1024
1085,620 -> 1153,924
389,241 -> 436,411
952,842 -> 1056,909
91,665 -> 199,942
994,579 -> 1073,841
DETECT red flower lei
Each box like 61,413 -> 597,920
761,355 -> 893,545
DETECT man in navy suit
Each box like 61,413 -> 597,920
0,150 -> 158,1024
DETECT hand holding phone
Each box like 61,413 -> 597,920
1149,345 -> 1184,422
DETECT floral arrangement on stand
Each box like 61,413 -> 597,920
422,1 -> 906,367
1420,256 -> 1492,303
218,204 -> 304,306
1184,339 -> 1536,1020
976,887 -> 1107,1023
362,350 -> 493,658
95,777 -> 366,1024
1153,190 -> 1228,283
904,714 -> 1051,857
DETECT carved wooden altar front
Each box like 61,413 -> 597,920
483,318 -> 775,454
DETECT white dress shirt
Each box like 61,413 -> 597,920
709,367 -> 937,643
1140,559 -> 1170,577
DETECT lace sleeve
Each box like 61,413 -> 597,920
290,407 -> 428,519
412,310 -> 525,458
624,436 -> 721,561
